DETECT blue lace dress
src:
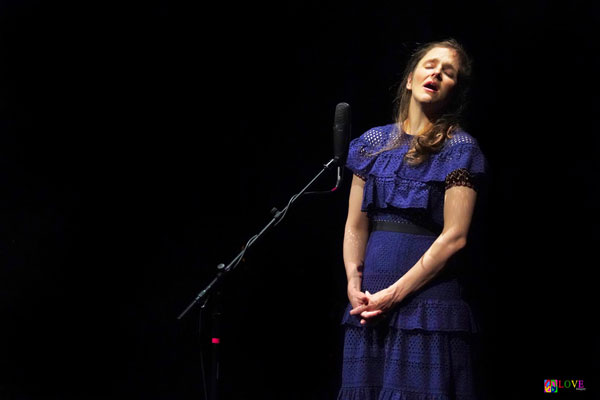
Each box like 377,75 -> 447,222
338,123 -> 487,400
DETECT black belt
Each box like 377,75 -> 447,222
370,220 -> 441,237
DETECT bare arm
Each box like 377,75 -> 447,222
351,184 -> 477,321
392,184 -> 477,297
343,175 -> 370,308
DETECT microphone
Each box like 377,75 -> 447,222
304,102 -> 351,195
330,102 -> 351,192
333,102 -> 351,166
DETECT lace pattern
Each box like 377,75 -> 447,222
445,168 -> 476,191
339,327 -> 476,399
339,124 -> 486,399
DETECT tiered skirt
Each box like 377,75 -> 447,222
338,230 -> 478,400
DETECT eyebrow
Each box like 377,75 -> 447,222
424,58 -> 457,71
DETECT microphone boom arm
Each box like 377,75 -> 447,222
177,156 -> 338,320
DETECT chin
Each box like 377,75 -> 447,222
417,91 -> 448,104
416,96 -> 437,105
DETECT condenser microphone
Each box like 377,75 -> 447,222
304,102 -> 352,195
333,102 -> 351,165
330,102 -> 351,192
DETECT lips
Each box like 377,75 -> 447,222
423,80 -> 439,92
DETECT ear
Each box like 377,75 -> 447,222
406,72 -> 413,91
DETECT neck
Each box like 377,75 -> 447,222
403,99 -> 438,136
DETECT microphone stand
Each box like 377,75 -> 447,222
177,155 -> 343,400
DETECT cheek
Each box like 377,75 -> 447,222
443,81 -> 457,94
413,68 -> 428,82
408,69 -> 427,91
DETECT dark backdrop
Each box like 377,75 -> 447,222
0,1 -> 598,399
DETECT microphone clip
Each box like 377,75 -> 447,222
304,158 -> 343,196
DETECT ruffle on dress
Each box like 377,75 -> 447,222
346,124 -> 486,213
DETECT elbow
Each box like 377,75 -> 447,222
439,230 -> 468,254
452,236 -> 468,252
345,216 -> 370,234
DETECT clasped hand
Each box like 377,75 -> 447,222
349,286 -> 398,325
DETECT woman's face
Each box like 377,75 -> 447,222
407,46 -> 460,110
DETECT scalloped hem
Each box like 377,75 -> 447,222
337,387 -> 381,400
338,387 -> 475,400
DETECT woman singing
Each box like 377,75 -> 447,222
338,39 -> 486,399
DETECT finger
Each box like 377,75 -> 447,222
350,304 -> 368,315
361,310 -> 383,319
351,295 -> 365,305
351,290 -> 368,304
357,293 -> 368,304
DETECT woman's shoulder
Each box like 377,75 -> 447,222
346,123 -> 399,179
433,128 -> 487,176
356,123 -> 398,148
443,128 -> 480,149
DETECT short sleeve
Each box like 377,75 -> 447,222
442,133 -> 486,175
345,125 -> 395,180
445,168 -> 476,190
440,132 -> 486,191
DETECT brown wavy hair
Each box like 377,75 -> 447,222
394,39 -> 473,165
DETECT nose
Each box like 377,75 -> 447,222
430,67 -> 442,80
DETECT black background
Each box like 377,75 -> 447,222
0,1 -> 598,399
